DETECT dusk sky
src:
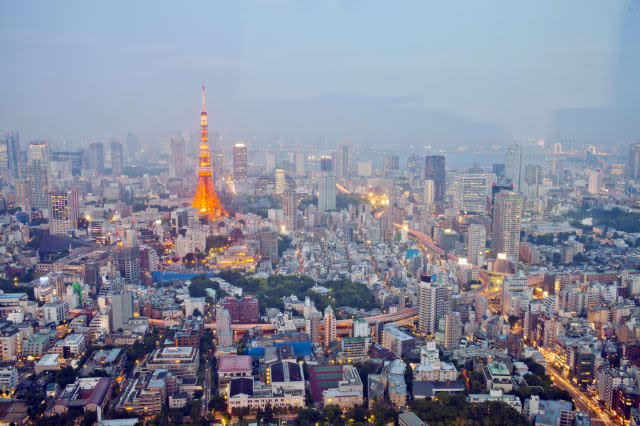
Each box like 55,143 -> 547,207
0,1 -> 636,150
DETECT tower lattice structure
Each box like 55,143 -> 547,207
192,84 -> 228,221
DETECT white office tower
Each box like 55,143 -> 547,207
502,272 -> 528,314
505,144 -> 523,192
418,279 -> 448,335
111,291 -> 133,332
324,305 -> 336,346
318,172 -> 336,211
587,169 -> 604,194
216,307 -> 233,347
294,152 -> 305,176
491,191 -> 522,261
275,168 -> 286,194
453,173 -> 488,214
466,224 -> 487,266
424,179 -> 435,209
353,318 -> 370,338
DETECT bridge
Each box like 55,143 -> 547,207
202,307 -> 418,337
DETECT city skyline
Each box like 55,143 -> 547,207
1,1 -> 638,150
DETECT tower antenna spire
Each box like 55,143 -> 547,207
201,81 -> 206,111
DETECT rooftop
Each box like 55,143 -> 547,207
218,355 -> 252,373
488,362 -> 510,376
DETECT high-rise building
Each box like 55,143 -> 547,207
294,152 -> 305,176
336,144 -> 350,178
320,155 -> 333,172
383,155 -> 400,175
524,164 -> 542,197
115,245 -> 141,284
49,188 -> 79,236
306,312 -> 321,346
587,169 -> 604,194
88,218 -> 107,245
444,312 -> 462,350
170,138 -> 185,178
318,172 -> 336,211
466,224 -> 486,266
25,141 -> 49,209
126,133 -> 140,162
453,173 -> 488,214
492,191 -> 522,260
233,142 -> 248,181
110,140 -> 123,176
283,189 -> 297,232
418,277 -> 448,335
192,85 -> 227,221
626,143 -> 640,180
88,142 -> 105,175
111,291 -> 133,332
274,168 -> 286,195
324,305 -> 336,346
0,131 -> 20,182
424,179 -> 435,208
490,183 -> 514,219
502,273 -> 528,313
257,227 -> 278,264
424,155 -> 446,201
51,151 -> 82,177
505,144 -> 523,192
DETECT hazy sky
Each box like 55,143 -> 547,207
0,1 -> 636,150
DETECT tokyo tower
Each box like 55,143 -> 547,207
192,84 -> 228,220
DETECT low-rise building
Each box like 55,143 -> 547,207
53,377 -> 112,415
381,325 -> 415,358
321,365 -> 363,409
483,362 -> 513,392
137,346 -> 199,378
0,367 -> 18,395
227,378 -> 304,413
218,355 -> 252,387
35,353 -> 61,374
50,333 -> 86,358
467,389 -> 522,412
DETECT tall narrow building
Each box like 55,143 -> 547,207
318,172 -> 336,211
110,140 -> 123,176
444,312 -> 462,350
491,191 -> 522,260
283,189 -> 297,232
466,223 -> 486,266
233,143 -> 248,181
626,143 -> 640,180
111,291 -> 133,332
324,305 -> 336,347
49,188 -> 79,236
170,137 -> 185,178
25,140 -> 49,209
192,84 -> 227,221
418,277 -> 448,335
88,142 -> 105,175
335,144 -> 350,178
0,131 -> 20,182
294,152 -> 305,176
424,155 -> 446,201
505,145 -> 523,192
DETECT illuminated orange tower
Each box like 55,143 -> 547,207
192,84 -> 228,220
